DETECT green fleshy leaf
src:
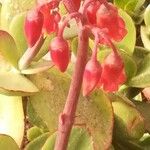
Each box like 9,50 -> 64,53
116,9 -> 136,55
133,101 -> 150,133
124,0 -> 138,12
0,134 -> 19,150
27,100 -> 48,131
141,26 -> 150,50
118,85 -> 141,100
34,34 -> 55,61
21,60 -> 54,75
9,12 -> 27,57
42,127 -> 93,150
144,4 -> 150,26
0,0 -> 36,30
27,126 -> 43,142
25,132 -> 49,150
140,133 -> 150,148
63,19 -> 78,39
133,46 -> 150,65
0,30 -> 19,67
0,71 -> 38,96
114,0 -> 145,12
134,0 -> 145,10
0,54 -> 12,72
128,53 -> 150,88
29,68 -> 114,149
114,0 -> 130,10
121,50 -> 137,79
113,139 -> 143,150
0,95 -> 24,147
109,94 -> 144,140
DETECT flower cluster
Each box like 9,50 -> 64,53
24,0 -> 127,95
24,0 -> 60,47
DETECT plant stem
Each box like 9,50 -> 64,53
18,35 -> 45,70
54,27 -> 89,150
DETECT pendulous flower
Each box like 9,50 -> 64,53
50,37 -> 70,72
96,3 -> 127,42
24,8 -> 43,47
98,51 -> 126,92
82,58 -> 102,96
37,0 -> 60,34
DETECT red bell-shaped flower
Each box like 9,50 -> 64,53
50,37 -> 70,72
82,59 -> 102,96
96,3 -> 127,42
98,52 -> 126,92
86,1 -> 101,25
37,0 -> 60,34
42,10 -> 60,34
24,8 -> 43,47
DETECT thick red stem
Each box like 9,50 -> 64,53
54,27 -> 89,150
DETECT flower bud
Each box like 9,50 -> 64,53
96,3 -> 127,42
24,8 -> 43,47
82,59 -> 102,96
50,37 -> 70,72
98,52 -> 126,92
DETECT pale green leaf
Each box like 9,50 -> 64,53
109,94 -> 144,140
9,12 -> 27,57
1,0 -> 36,30
133,46 -> 150,65
63,19 -> 78,39
0,30 -> 19,67
27,101 -> 48,131
27,126 -> 43,142
144,4 -> 150,26
42,127 -> 93,150
0,134 -> 19,150
0,71 -> 39,96
21,60 -> 54,75
25,132 -> 49,150
133,101 -> 150,133
141,26 -> 150,50
116,9 -> 136,55
114,0 -> 145,12
0,95 -> 24,147
29,68 -> 114,149
128,53 -> 150,88
34,34 -> 55,61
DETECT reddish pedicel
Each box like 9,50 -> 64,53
50,37 -> 70,72
96,3 -> 127,42
82,59 -> 102,96
24,8 -> 43,47
98,52 -> 126,92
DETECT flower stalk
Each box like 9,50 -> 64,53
54,26 -> 89,150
